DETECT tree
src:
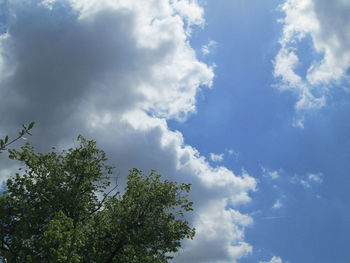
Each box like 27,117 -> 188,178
0,136 -> 194,262
0,122 -> 35,153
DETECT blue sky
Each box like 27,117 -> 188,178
0,0 -> 350,262
172,0 -> 350,262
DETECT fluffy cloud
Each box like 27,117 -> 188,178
175,199 -> 253,263
0,0 -> 256,262
274,0 -> 350,110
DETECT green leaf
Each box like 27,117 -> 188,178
28,121 -> 35,130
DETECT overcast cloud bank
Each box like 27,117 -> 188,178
0,0 -> 256,262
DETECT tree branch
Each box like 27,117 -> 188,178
89,185 -> 118,215
0,122 -> 35,152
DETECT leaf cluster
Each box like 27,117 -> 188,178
0,136 -> 194,262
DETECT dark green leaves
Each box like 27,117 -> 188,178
0,136 -> 194,263
27,121 -> 35,131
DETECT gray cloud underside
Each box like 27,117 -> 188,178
0,1 -> 256,262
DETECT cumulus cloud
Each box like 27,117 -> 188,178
274,0 -> 350,110
175,199 -> 253,263
260,256 -> 284,263
0,0 -> 256,262
171,0 -> 205,28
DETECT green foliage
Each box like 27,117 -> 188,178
0,122 -> 35,153
0,136 -> 194,262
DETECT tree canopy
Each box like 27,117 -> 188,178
0,136 -> 194,262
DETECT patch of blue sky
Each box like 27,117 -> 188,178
169,0 -> 350,262
242,172 -> 350,262
239,73 -> 350,262
169,0 -> 297,174
292,34 -> 324,81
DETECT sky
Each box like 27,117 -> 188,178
0,0 -> 350,262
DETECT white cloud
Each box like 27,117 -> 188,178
210,152 -> 224,162
274,0 -> 350,110
274,46 -> 303,88
39,0 -> 56,9
175,199 -> 253,262
261,167 -> 281,180
0,1 -> 256,262
308,173 -> 323,183
260,256 -> 283,263
269,171 -> 280,180
171,0 -> 205,28
299,179 -> 311,188
292,116 -> 305,129
227,149 -> 240,161
227,149 -> 235,155
201,39 -> 217,55
291,172 -> 323,188
272,200 -> 283,209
